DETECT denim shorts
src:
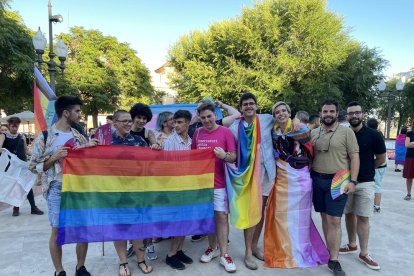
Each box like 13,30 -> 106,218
374,167 -> 386,193
311,171 -> 348,217
46,181 -> 62,227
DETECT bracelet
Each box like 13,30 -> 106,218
223,152 -> 230,162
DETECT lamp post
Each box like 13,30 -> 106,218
32,0 -> 68,92
377,79 -> 405,139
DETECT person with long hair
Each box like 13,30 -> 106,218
395,127 -> 408,172
403,119 -> 414,200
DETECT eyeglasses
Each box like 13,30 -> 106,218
116,119 -> 133,125
242,102 -> 256,107
347,111 -> 362,116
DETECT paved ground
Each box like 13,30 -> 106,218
1,161 -> 413,276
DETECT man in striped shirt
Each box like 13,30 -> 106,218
163,110 -> 194,270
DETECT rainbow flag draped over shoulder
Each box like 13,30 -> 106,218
57,146 -> 215,245
225,116 -> 262,229
33,66 -> 57,133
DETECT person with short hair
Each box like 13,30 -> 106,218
338,110 -> 349,127
110,110 -> 153,275
264,101 -> 329,268
366,118 -> 387,212
308,114 -> 321,130
129,103 -> 158,148
0,117 -> 44,216
311,99 -> 360,276
0,124 -> 9,133
106,115 -> 114,126
163,110 -> 194,270
29,95 -> 97,276
193,103 -> 237,273
403,119 -> 414,201
295,110 -> 309,124
339,102 -> 385,271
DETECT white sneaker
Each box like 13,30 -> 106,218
220,254 -> 237,273
200,246 -> 219,263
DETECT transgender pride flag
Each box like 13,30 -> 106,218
33,66 -> 57,133
57,146 -> 215,245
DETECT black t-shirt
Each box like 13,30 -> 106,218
355,125 -> 386,182
406,131 -> 414,158
130,128 -> 150,145
2,133 -> 26,161
188,119 -> 223,138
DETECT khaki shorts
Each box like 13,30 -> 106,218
344,181 -> 375,217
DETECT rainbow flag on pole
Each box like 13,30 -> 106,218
57,146 -> 215,245
33,66 -> 57,133
226,116 -> 262,229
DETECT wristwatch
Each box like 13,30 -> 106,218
350,180 -> 358,185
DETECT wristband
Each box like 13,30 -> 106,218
350,180 -> 357,185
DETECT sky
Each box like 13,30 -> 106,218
9,0 -> 414,77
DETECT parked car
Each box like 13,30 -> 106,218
385,139 -> 395,160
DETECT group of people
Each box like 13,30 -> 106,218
2,92 -> 413,276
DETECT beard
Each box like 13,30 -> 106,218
349,118 -> 362,127
321,116 -> 337,126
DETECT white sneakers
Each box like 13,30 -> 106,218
200,246 -> 220,263
220,254 -> 237,273
200,247 -> 237,273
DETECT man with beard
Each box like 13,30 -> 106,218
29,96 -> 97,276
339,102 -> 385,271
311,99 -> 360,276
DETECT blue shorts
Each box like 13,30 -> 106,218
374,167 -> 386,193
311,171 -> 348,217
46,181 -> 62,227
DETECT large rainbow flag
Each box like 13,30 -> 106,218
225,116 -> 262,229
33,66 -> 57,133
57,146 -> 215,245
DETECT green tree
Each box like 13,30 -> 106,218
56,27 -> 154,126
168,0 -> 387,114
0,2 -> 35,114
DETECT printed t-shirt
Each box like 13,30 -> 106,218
191,126 -> 236,189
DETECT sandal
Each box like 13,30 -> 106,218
119,263 -> 131,276
137,260 -> 153,274
404,194 -> 411,201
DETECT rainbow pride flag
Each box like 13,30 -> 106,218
57,146 -> 215,245
225,116 -> 262,229
33,66 -> 57,133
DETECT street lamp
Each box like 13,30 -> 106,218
377,79 -> 405,139
32,0 -> 68,92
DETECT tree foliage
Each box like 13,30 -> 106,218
56,27 -> 154,126
168,0 -> 387,114
0,4 -> 35,114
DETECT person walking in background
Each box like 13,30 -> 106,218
366,118 -> 387,213
395,128 -> 407,172
403,119 -> 414,201
0,117 -> 44,216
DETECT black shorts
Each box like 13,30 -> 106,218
311,171 -> 348,217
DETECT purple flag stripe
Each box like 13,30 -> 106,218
57,218 -> 215,245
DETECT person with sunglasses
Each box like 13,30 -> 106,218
310,99 -> 360,276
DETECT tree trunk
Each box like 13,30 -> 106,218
92,109 -> 99,128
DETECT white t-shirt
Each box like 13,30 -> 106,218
52,130 -> 74,181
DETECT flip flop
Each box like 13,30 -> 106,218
119,262 -> 131,276
137,260 -> 153,274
